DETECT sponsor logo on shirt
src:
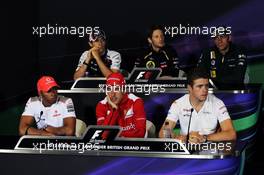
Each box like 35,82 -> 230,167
202,111 -> 211,114
125,108 -> 134,119
183,108 -> 192,112
122,123 -> 135,131
67,103 -> 75,112
53,113 -> 61,117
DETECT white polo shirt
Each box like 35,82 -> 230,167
166,94 -> 230,135
22,95 -> 76,129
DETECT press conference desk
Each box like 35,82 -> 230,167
0,138 -> 246,175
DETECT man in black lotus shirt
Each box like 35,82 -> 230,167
197,27 -> 247,88
135,25 -> 185,78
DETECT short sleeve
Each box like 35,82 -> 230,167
76,51 -> 88,70
166,101 -> 180,122
215,100 -> 230,123
63,98 -> 76,118
21,98 -> 35,117
110,52 -> 121,70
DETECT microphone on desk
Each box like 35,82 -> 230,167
36,111 -> 43,124
186,108 -> 194,146
25,111 -> 43,135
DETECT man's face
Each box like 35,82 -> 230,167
107,86 -> 124,105
89,37 -> 106,54
148,29 -> 165,49
188,78 -> 209,102
213,35 -> 231,52
40,87 -> 58,106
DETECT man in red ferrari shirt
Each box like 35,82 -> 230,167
96,73 -> 146,138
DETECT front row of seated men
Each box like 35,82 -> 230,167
19,68 -> 236,143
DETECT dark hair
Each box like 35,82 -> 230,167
187,67 -> 209,86
147,25 -> 164,38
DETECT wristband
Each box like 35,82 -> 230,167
203,135 -> 208,142
25,126 -> 31,135
83,61 -> 89,66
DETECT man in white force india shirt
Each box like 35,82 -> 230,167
159,67 -> 236,143
19,76 -> 76,136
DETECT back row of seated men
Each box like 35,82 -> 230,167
73,25 -> 248,88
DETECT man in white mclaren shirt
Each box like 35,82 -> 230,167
159,67 -> 236,143
73,29 -> 121,80
19,76 -> 76,136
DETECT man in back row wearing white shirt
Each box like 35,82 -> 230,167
73,29 -> 121,80
19,76 -> 76,136
159,67 -> 236,143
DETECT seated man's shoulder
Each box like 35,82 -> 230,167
24,96 -> 40,109
27,96 -> 40,104
58,95 -> 73,104
107,49 -> 121,57
208,94 -> 225,106
128,93 -> 141,101
171,94 -> 188,106
80,50 -> 89,57
179,94 -> 189,101
30,96 -> 40,102
77,50 -> 89,63
98,97 -> 108,105
127,94 -> 145,105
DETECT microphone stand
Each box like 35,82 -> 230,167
186,108 -> 194,147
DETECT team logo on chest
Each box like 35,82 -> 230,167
52,109 -> 61,117
146,60 -> 156,68
124,107 -> 134,118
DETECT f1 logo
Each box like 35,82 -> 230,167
91,130 -> 103,139
136,71 -> 146,80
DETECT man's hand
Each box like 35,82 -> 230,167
44,125 -> 55,134
40,129 -> 55,136
106,95 -> 118,110
174,135 -> 187,143
91,49 -> 101,61
84,49 -> 94,64
189,131 -> 206,143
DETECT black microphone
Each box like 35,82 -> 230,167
25,111 -> 43,135
36,111 -> 43,124
186,108 -> 194,146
